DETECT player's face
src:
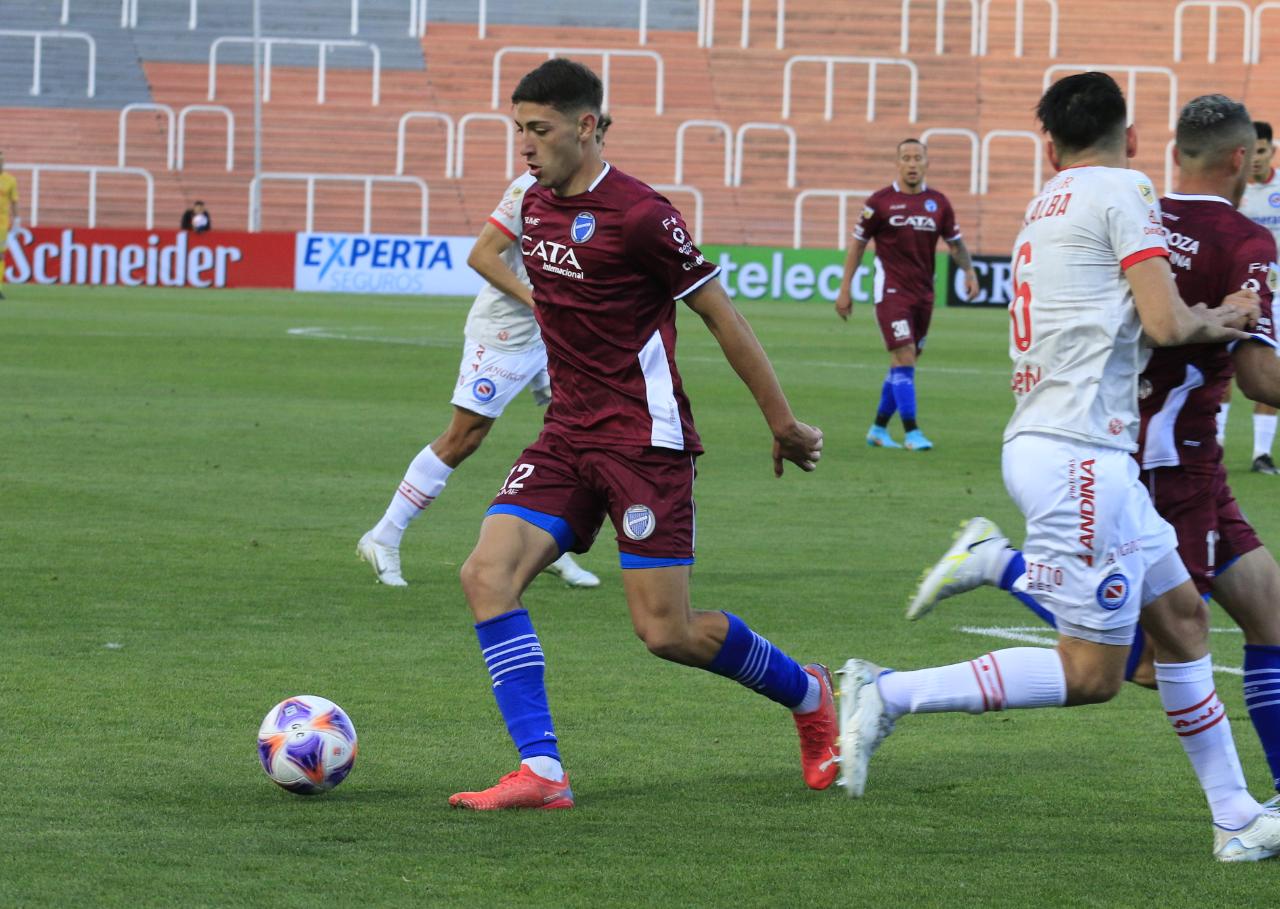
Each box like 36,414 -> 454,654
1252,138 -> 1275,181
897,143 -> 927,189
514,102 -> 593,193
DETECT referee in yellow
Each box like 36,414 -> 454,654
0,150 -> 21,299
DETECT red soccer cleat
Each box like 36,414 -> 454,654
449,764 -> 575,810
794,663 -> 840,790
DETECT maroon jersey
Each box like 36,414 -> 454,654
519,163 -> 721,453
853,183 -> 960,304
1137,193 -> 1279,470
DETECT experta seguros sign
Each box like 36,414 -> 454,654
294,232 -> 481,296
4,226 -> 295,288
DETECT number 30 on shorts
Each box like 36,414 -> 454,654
499,463 -> 534,495
891,319 -> 911,341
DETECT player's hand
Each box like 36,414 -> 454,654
834,289 -> 853,321
1217,289 -> 1262,330
772,421 -> 823,476
964,270 -> 980,302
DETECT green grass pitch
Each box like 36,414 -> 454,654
3,285 -> 1278,907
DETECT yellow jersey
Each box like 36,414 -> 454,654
0,171 -> 19,233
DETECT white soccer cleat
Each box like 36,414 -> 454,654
906,516 -> 1009,622
836,658 -> 895,798
357,531 -> 408,587
543,553 -> 600,589
1213,810 -> 1280,862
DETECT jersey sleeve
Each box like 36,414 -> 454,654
1111,174 -> 1169,270
1225,228 -> 1278,350
852,197 -> 882,243
624,196 -> 721,300
940,197 -> 961,242
486,176 -> 531,242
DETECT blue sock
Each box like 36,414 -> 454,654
474,609 -> 560,761
707,612 -> 809,709
1244,644 -> 1280,792
876,371 -> 897,424
890,366 -> 917,426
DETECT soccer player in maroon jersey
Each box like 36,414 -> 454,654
834,139 -> 979,451
447,60 -> 834,811
909,95 -> 1280,822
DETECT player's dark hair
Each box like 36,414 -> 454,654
1256,121 -> 1274,143
511,59 -> 603,117
1035,72 -> 1127,154
1176,95 -> 1253,167
194,200 -> 204,206
897,138 -> 925,153
597,112 -> 613,137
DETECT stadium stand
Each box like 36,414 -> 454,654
3,0 -> 1280,252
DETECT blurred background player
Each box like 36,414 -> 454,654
356,119 -> 614,589
834,139 -> 979,451
1232,120 -> 1280,474
0,150 -> 20,300
908,94 -> 1280,811
839,73 -> 1280,862
448,60 -> 834,811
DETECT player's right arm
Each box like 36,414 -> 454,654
835,237 -> 868,321
466,222 -> 534,309
1127,257 -> 1253,346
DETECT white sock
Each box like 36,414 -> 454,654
373,445 -> 454,547
792,672 -> 823,714
1254,413 -> 1277,459
878,648 -> 1066,720
1155,656 -> 1260,829
1216,403 -> 1231,446
522,756 -> 565,782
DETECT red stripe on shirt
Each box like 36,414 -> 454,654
1120,246 -> 1168,271
487,216 -> 517,241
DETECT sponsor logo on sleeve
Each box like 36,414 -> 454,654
1137,181 -> 1156,205
1269,263 -> 1280,292
860,206 -> 874,220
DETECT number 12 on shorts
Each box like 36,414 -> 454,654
500,463 -> 534,495
1011,241 -> 1033,352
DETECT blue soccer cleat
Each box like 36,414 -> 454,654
866,425 -> 902,448
903,429 -> 933,451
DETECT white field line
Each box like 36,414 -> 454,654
957,625 -> 1244,677
286,326 -> 1005,377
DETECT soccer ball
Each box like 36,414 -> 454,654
257,695 -> 358,794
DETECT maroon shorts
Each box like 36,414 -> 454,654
487,430 -> 698,566
875,297 -> 932,353
1142,464 -> 1263,595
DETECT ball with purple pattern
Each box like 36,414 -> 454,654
257,695 -> 358,795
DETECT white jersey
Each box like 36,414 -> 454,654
1004,166 -> 1169,452
463,173 -> 540,351
1239,168 -> 1280,253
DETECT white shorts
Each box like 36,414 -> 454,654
1002,433 -> 1186,639
449,335 -> 551,419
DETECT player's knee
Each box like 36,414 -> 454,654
637,626 -> 695,664
459,553 -> 503,607
1070,673 -> 1123,705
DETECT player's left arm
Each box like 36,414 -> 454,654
946,236 -> 979,301
941,200 -> 978,300
684,280 -> 823,475
1233,341 -> 1280,406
